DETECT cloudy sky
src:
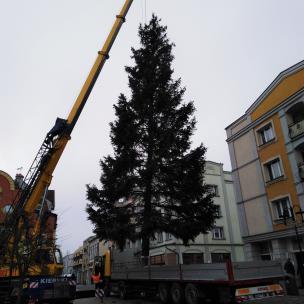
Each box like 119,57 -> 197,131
1,0 -> 304,254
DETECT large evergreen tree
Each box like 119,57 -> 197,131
86,15 -> 219,258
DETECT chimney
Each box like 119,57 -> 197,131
15,173 -> 24,189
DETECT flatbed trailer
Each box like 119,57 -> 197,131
105,250 -> 286,304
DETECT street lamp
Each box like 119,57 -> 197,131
283,204 -> 304,287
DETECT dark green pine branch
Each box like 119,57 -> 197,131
86,14 -> 219,256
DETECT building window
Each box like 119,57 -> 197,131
136,239 -> 141,248
150,254 -> 165,265
207,184 -> 219,196
157,232 -> 163,243
215,205 -> 222,217
258,241 -> 272,260
212,227 -> 225,240
257,123 -> 275,145
264,158 -> 283,182
211,252 -> 231,263
165,233 -> 172,241
298,150 -> 304,180
272,197 -> 293,220
182,253 -> 204,264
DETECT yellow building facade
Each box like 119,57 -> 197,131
226,61 -> 304,284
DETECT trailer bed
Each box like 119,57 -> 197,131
111,260 -> 285,286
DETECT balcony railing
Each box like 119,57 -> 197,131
289,119 -> 304,139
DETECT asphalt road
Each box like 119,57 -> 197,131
249,295 -> 304,304
73,294 -> 304,304
74,297 -> 156,304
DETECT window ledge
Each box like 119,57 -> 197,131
258,138 -> 276,150
266,176 -> 286,186
273,218 -> 293,225
212,238 -> 226,241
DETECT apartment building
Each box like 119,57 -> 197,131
73,246 -> 83,284
226,61 -> 304,274
63,253 -> 74,275
147,161 -> 245,264
82,235 -> 99,284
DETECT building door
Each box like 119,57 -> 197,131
211,252 -> 231,263
295,252 -> 304,287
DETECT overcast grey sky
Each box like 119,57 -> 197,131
1,0 -> 304,254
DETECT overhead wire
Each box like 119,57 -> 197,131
144,0 -> 147,23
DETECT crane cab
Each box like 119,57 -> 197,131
34,247 -> 63,276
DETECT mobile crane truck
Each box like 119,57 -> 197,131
0,1 -> 133,303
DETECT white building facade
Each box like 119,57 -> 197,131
149,161 -> 245,264
63,253 -> 74,275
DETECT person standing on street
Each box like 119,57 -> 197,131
91,271 -> 104,303
284,258 -> 299,295
284,258 -> 295,276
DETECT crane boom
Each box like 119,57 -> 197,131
25,0 -> 133,214
0,0 -> 133,275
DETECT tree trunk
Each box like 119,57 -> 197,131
142,181 -> 152,264
141,236 -> 150,265
141,106 -> 154,264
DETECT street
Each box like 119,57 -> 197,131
73,293 -> 304,304
74,296 -> 156,304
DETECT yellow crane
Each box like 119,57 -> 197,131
0,0 -> 133,302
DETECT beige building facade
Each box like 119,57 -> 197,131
82,236 -> 99,284
73,246 -> 83,284
226,60 -> 304,284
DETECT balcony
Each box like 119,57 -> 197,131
289,120 -> 304,139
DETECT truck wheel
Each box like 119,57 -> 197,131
118,281 -> 127,299
159,283 -> 171,303
185,284 -> 200,304
170,283 -> 184,304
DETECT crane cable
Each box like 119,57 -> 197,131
141,0 -> 147,23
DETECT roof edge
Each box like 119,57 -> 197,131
245,59 -> 304,115
225,113 -> 247,131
